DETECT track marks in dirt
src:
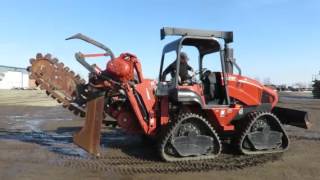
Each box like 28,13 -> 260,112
54,153 -> 282,175
1,126 -> 319,175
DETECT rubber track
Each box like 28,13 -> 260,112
235,111 -> 290,155
158,112 -> 222,162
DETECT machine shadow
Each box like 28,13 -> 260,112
100,129 -> 242,161
0,126 -> 160,159
100,129 -> 162,161
0,126 -> 247,161
0,127 -> 85,156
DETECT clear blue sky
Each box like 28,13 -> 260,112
0,0 -> 319,85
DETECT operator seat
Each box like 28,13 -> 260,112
203,71 -> 215,99
202,71 -> 225,105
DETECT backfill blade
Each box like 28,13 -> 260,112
273,106 -> 311,129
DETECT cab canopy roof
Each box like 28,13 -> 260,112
160,27 -> 233,43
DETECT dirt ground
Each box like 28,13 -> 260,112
0,90 -> 319,180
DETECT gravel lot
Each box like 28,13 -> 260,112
0,90 -> 319,180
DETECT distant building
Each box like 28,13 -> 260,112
0,65 -> 35,89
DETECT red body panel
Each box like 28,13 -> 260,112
177,84 -> 239,131
106,53 -> 138,82
116,109 -> 142,134
226,74 -> 278,107
104,53 -> 158,135
206,107 -> 240,131
135,79 -> 157,134
160,96 -> 169,126
102,53 -> 278,136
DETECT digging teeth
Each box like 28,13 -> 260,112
29,53 -> 88,119
57,62 -> 64,68
68,106 -> 75,111
73,111 -> 79,116
35,80 -> 40,86
44,53 -> 52,59
80,79 -> 86,84
26,66 -> 31,72
51,58 -> 58,64
75,75 -> 80,80
29,58 -> 36,64
36,53 -> 43,59
39,84 -> 46,90
45,90 -> 51,96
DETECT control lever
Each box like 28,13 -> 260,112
75,52 -> 96,73
66,33 -> 115,59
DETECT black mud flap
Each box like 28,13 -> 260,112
272,106 -> 310,129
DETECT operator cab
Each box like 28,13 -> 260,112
158,27 -> 237,107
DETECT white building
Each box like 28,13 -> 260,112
0,65 -> 31,89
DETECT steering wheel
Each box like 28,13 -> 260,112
201,69 -> 212,81
194,68 -> 208,78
